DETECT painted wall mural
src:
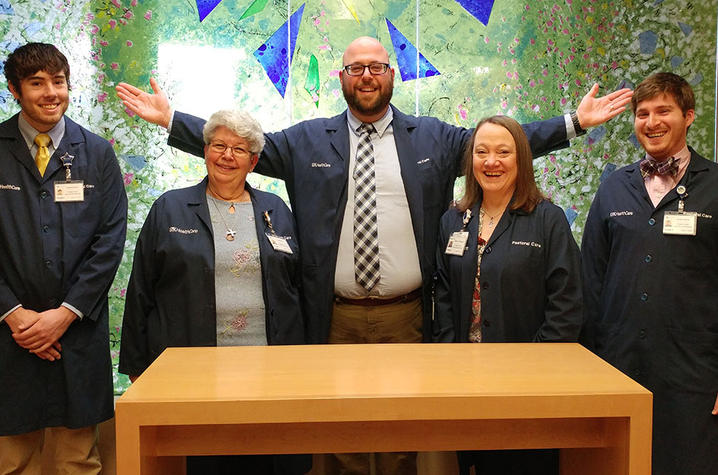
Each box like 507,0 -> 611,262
1,0 -> 716,393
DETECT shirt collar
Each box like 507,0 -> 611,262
644,144 -> 691,167
17,113 -> 65,151
347,106 -> 393,138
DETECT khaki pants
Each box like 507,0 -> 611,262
329,296 -> 422,345
0,426 -> 101,475
325,296 -> 422,475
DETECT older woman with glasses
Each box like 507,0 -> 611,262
434,115 -> 582,475
119,109 -> 310,475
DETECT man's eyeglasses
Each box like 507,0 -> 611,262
343,63 -> 390,76
209,142 -> 251,158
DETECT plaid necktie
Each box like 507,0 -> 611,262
34,133 -> 51,176
640,156 -> 680,179
353,123 -> 380,290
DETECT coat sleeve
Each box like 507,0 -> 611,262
579,190 -> 609,351
168,111 -> 291,181
0,276 -> 20,318
433,212 -> 457,343
62,143 -> 127,321
534,204 -> 583,342
167,111 -> 206,157
521,115 -> 570,159
118,201 -> 160,376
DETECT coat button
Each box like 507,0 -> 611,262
482,282 -> 489,289
639,329 -> 646,339
40,190 -> 49,199
648,218 -> 656,226
42,225 -> 49,233
485,246 -> 492,254
44,259 -> 52,268
640,292 -> 648,302
644,255 -> 652,263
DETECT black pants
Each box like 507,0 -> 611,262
187,454 -> 311,475
458,449 -> 559,475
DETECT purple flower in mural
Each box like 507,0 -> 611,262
126,40 -> 133,47
131,0 -> 138,5
144,10 -> 152,20
97,92 -> 108,103
124,11 -> 133,19
90,24 -> 99,34
458,104 -> 468,120
111,62 -> 119,70
111,0 -> 122,8
109,19 -> 117,29
123,173 -> 134,185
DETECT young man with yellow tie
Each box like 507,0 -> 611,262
0,43 -> 127,474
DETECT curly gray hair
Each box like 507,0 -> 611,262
202,109 -> 265,154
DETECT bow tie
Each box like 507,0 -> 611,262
640,156 -> 680,179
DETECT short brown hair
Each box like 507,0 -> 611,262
631,72 -> 694,115
457,115 -> 544,213
4,43 -> 71,93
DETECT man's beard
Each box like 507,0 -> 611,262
342,80 -> 394,117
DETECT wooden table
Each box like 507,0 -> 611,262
115,343 -> 652,474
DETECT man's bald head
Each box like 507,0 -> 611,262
339,36 -> 395,123
342,37 -> 390,67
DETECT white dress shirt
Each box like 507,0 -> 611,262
334,108 -> 423,298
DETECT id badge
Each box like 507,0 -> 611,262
445,231 -> 469,256
663,211 -> 697,236
266,233 -> 293,254
54,180 -> 85,202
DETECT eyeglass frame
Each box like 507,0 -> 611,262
208,141 -> 252,159
342,62 -> 391,76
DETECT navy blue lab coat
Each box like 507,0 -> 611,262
0,114 -> 127,435
168,106 -> 569,343
581,148 -> 718,475
119,178 -> 306,377
434,200 -> 582,344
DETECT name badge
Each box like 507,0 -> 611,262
663,211 -> 697,236
445,231 -> 469,256
54,180 -> 85,202
266,233 -> 293,254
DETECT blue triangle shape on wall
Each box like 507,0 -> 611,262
196,0 -> 223,22
0,0 -> 14,15
385,19 -> 440,82
454,0 -> 495,26
253,4 -> 305,97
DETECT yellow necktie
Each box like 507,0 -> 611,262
34,133 -> 51,176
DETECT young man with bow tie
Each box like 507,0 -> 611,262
581,72 -> 718,475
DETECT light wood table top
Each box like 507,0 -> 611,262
116,343 -> 652,474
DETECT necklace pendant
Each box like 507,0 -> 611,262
228,203 -> 236,214
226,229 -> 236,241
